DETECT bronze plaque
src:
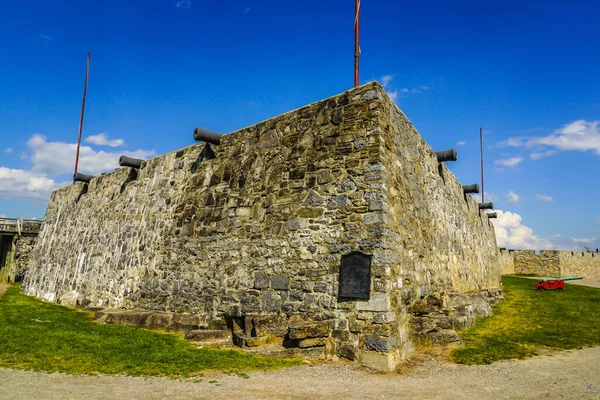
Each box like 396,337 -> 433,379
338,251 -> 372,299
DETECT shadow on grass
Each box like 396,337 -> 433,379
451,276 -> 600,364
0,285 -> 300,377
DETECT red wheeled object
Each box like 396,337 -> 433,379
535,279 -> 564,291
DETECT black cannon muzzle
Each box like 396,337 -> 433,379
478,202 -> 494,210
73,172 -> 95,183
193,127 -> 222,145
463,184 -> 480,194
435,148 -> 457,162
487,212 -> 498,218
119,155 -> 143,169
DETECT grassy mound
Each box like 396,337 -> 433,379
0,285 -> 299,376
451,276 -> 600,364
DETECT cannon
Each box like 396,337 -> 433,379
119,155 -> 144,169
463,183 -> 480,194
193,126 -> 223,145
536,276 -> 582,291
435,148 -> 457,162
486,212 -> 497,218
73,172 -> 95,183
478,202 -> 494,210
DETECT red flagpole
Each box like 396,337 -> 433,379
354,0 -> 360,87
74,52 -> 90,183
480,127 -> 485,203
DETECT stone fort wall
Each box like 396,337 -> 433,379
24,82 -> 501,370
498,249 -> 600,279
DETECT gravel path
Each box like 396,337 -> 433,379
1,347 -> 599,400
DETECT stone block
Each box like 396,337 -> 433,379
261,291 -> 282,313
288,319 -> 333,340
247,314 -> 288,337
429,329 -> 462,345
185,329 -> 231,342
355,294 -> 390,312
298,337 -> 326,348
338,343 -> 359,361
271,275 -> 290,291
254,271 -> 270,289
365,335 -> 397,352
359,351 -> 399,372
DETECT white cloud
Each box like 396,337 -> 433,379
244,7 -> 251,14
175,0 -> 192,8
530,150 -> 555,160
506,191 -> 520,203
388,90 -> 399,102
457,141 -> 467,146
40,34 -> 52,40
495,157 -> 524,167
535,194 -> 553,202
28,134 -> 154,176
502,120 -> 600,156
572,237 -> 597,244
5,148 -> 12,154
380,75 -> 394,89
85,133 -> 125,148
0,167 -> 65,200
491,210 -> 553,250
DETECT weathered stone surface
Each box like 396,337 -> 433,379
288,319 -> 333,340
24,82 -> 505,372
185,329 -> 231,342
429,329 -> 462,345
298,337 -> 326,348
365,335 -> 397,352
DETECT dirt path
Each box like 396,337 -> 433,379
1,347 -> 599,400
0,283 -> 9,297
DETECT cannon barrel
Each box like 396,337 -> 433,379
193,126 -> 222,145
73,172 -> 95,183
463,183 -> 480,194
540,276 -> 582,282
486,212 -> 497,218
435,148 -> 457,162
561,276 -> 583,281
478,202 -> 494,210
119,155 -> 143,169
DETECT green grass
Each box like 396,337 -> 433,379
451,276 -> 600,365
0,285 -> 299,376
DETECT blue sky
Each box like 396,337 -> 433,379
0,0 -> 599,250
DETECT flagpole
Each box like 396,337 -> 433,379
480,127 -> 485,203
74,52 -> 90,183
354,0 -> 360,87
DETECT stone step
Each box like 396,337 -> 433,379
94,309 -> 205,333
184,329 -> 232,343
242,343 -> 325,359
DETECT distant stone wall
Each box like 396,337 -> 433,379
24,82 -> 501,371
499,249 -> 515,275
14,236 -> 36,280
507,249 -> 600,278
558,251 -> 600,279
512,250 -> 561,276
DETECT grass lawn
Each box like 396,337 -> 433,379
0,285 -> 299,376
451,276 -> 600,365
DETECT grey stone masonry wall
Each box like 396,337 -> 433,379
499,249 -> 515,275
24,82 -> 502,371
507,249 -> 600,279
0,218 -> 41,283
